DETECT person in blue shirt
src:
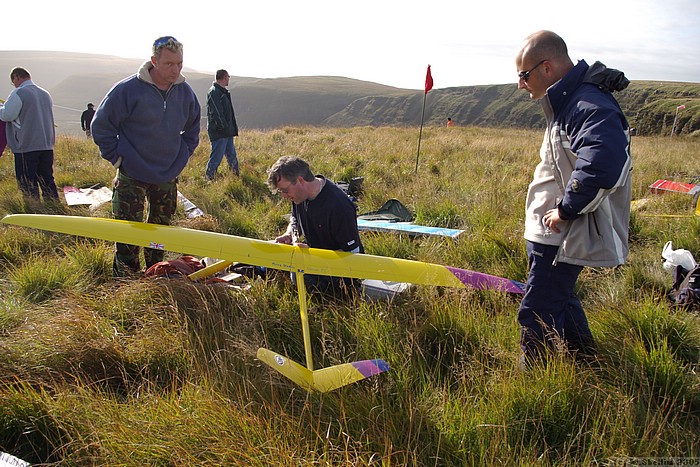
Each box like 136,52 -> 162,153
268,156 -> 363,296
91,36 -> 201,276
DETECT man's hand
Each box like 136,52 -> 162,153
543,208 -> 564,233
274,234 -> 308,248
275,233 -> 293,245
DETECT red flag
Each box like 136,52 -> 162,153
677,104 -> 686,109
424,65 -> 433,94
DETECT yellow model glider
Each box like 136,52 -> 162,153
1,214 -> 524,392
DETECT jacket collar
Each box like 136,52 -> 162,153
546,59 -> 588,112
137,60 -> 186,86
213,82 -> 229,93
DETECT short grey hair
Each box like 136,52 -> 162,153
267,156 -> 315,192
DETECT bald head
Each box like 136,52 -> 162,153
520,31 -> 568,61
516,30 -> 575,99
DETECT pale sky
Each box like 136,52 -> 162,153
3,0 -> 699,89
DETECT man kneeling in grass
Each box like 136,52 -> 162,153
267,156 -> 363,297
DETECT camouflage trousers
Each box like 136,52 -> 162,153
112,170 -> 178,276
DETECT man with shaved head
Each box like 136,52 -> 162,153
514,31 -> 632,367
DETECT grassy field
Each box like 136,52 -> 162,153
0,127 -> 699,466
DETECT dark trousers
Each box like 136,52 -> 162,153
111,170 -> 177,276
13,150 -> 59,200
517,241 -> 596,361
292,272 -> 359,299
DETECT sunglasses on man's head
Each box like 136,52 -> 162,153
153,36 -> 178,48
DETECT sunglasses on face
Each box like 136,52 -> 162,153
518,60 -> 546,82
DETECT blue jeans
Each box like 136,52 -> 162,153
206,137 -> 238,179
517,241 -> 595,361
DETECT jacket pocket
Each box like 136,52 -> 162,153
591,211 -> 601,237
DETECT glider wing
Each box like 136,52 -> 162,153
1,215 -> 524,293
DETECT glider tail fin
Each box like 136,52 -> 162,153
256,348 -> 389,393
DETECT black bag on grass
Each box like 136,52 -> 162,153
668,264 -> 700,310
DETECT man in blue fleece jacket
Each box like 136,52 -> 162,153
92,36 -> 201,276
514,31 -> 632,366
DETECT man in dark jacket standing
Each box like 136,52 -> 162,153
514,31 -> 632,367
205,69 -> 239,180
80,103 -> 95,138
91,36 -> 201,276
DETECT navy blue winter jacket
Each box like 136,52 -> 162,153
91,61 -> 201,184
524,60 -> 632,267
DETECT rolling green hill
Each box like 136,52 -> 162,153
325,81 -> 700,136
1,51 -> 698,136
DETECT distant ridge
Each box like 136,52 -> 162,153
1,51 -> 698,136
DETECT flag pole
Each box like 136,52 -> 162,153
415,65 -> 433,173
671,104 -> 685,137
415,92 -> 428,173
671,107 -> 679,137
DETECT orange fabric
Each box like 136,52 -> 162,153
144,255 -> 204,277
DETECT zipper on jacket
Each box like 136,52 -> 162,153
162,88 -> 173,111
151,83 -> 172,112
163,87 -> 172,111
